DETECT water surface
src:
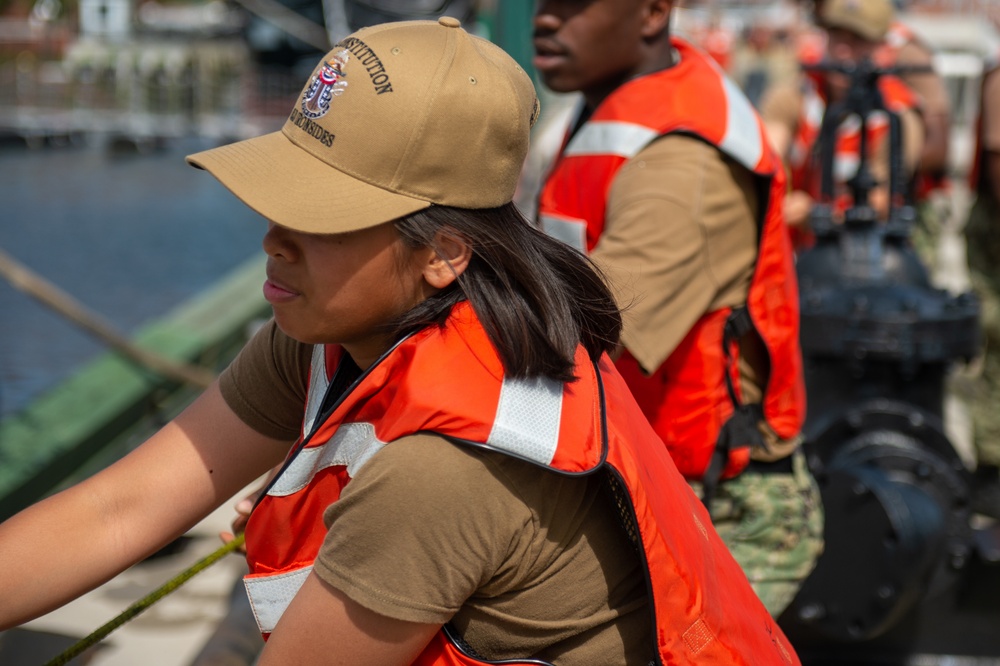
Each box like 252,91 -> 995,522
0,135 -> 266,417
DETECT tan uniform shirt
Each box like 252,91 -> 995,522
219,322 -> 651,664
591,134 -> 761,383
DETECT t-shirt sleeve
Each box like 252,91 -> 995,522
895,41 -> 951,118
218,319 -> 312,441
758,82 -> 802,133
314,434 -> 534,624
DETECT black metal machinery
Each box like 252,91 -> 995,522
777,58 -> 1000,663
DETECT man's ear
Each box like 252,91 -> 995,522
422,230 -> 472,290
641,0 -> 672,39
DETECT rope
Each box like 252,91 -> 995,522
41,533 -> 246,666
0,247 -> 216,389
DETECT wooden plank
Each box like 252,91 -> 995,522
0,254 -> 269,521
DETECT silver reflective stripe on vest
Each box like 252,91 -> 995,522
719,74 -> 764,170
302,345 -> 330,437
245,565 -> 312,633
268,422 -> 387,496
539,214 -> 587,253
563,120 -> 659,159
487,375 -> 563,465
834,154 -> 861,183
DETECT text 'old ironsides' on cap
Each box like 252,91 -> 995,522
186,17 -> 540,234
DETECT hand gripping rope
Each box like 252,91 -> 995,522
41,533 -> 246,666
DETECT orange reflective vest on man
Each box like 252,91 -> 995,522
240,302 -> 799,665
537,37 -> 805,484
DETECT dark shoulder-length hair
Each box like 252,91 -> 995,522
389,203 -> 621,383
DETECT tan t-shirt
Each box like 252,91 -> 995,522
218,322 -> 652,664
590,133 -> 766,403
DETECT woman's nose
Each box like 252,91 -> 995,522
263,223 -> 295,259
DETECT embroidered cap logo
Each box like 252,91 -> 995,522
302,50 -> 350,119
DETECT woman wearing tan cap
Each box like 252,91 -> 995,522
0,19 -> 799,665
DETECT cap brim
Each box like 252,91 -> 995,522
186,131 -> 432,234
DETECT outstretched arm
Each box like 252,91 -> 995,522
0,382 -> 292,629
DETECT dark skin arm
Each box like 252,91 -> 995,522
987,151 -> 1000,205
895,41 -> 951,176
918,106 -> 951,176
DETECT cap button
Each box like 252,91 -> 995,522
438,16 -> 461,28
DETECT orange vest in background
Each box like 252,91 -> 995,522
703,25 -> 735,71
874,21 -> 916,68
537,38 -> 805,483
241,302 -> 800,665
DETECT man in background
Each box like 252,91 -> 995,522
795,0 -> 951,263
532,0 -> 822,617
759,0 -> 924,247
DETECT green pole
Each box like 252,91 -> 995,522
490,0 -> 537,83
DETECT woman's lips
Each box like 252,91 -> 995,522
263,279 -> 298,304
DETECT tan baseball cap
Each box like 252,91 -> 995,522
820,0 -> 894,43
187,18 -> 539,234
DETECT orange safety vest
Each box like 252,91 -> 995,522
703,26 -> 734,71
788,73 -> 918,212
874,21 -> 915,67
242,302 -> 799,665
537,37 -> 805,486
795,26 -> 826,81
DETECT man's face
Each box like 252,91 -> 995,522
532,0 -> 649,103
825,26 -> 877,63
824,26 -> 878,99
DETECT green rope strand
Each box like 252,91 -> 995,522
42,533 -> 246,666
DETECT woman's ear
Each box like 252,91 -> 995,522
422,230 -> 472,290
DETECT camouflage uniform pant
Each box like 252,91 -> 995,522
951,195 -> 1000,467
689,451 -> 824,618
